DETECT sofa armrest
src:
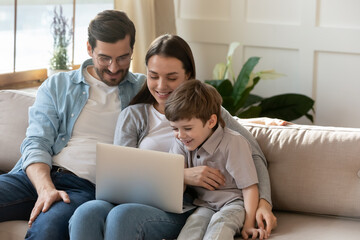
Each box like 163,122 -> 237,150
0,90 -> 35,172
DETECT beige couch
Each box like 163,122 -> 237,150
1,89 -> 360,239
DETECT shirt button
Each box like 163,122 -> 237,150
62,138 -> 65,141
82,91 -> 86,94
71,113 -> 74,117
197,155 -> 200,159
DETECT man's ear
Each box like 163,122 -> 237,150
87,41 -> 93,57
208,114 -> 218,129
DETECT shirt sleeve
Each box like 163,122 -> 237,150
225,134 -> 259,189
221,107 -> 272,205
113,106 -> 140,148
20,82 -> 59,171
169,138 -> 188,168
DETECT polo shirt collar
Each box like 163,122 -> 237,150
199,126 -> 224,155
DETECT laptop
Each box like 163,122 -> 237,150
96,142 -> 187,213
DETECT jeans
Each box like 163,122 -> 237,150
177,200 -> 245,240
69,200 -> 195,240
0,169 -> 95,240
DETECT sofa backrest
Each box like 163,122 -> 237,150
241,122 -> 360,219
0,90 -> 35,172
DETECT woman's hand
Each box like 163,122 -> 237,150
184,166 -> 225,190
256,199 -> 277,236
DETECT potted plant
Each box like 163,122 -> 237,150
48,5 -> 72,76
206,42 -> 315,122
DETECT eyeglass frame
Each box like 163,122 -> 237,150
93,50 -> 133,67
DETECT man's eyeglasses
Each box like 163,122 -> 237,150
95,52 -> 132,67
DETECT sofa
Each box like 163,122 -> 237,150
1,89 -> 360,239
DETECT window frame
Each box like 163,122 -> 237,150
0,0 -> 77,89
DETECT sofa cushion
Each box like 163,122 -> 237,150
0,221 -> 28,240
240,121 -> 360,218
0,90 -> 35,172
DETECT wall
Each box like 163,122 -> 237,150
174,0 -> 360,127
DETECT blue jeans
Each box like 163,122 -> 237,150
0,169 -> 95,240
69,200 -> 195,240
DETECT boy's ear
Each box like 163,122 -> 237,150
208,114 -> 218,129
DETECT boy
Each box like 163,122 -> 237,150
164,80 -> 267,240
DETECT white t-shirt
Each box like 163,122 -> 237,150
138,105 -> 175,152
53,67 -> 121,184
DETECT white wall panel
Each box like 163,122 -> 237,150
243,46 -> 302,97
315,52 -> 360,127
175,0 -> 360,127
178,0 -> 231,20
317,0 -> 360,29
246,0 -> 302,25
188,42 -> 228,81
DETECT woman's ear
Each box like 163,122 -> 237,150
208,114 -> 218,129
186,72 -> 192,80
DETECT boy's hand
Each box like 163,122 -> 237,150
184,166 -> 225,190
241,226 -> 268,240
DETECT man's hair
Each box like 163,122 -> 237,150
165,79 -> 225,128
88,10 -> 135,50
130,34 -> 196,105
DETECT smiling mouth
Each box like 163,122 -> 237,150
156,91 -> 172,97
181,139 -> 192,145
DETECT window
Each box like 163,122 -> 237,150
0,0 -> 113,88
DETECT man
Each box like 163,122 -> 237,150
0,10 -> 145,240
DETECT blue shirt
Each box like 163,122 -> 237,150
11,59 -> 145,173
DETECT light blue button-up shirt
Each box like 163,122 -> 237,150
11,59 -> 145,173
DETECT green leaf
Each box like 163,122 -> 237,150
232,57 -> 260,104
205,79 -> 233,97
233,76 -> 260,114
259,94 -> 315,122
222,96 -> 235,115
243,94 -> 263,108
237,106 -> 262,118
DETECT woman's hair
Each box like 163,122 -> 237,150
164,79 -> 225,128
130,34 -> 196,105
88,10 -> 136,51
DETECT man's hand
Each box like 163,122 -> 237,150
256,199 -> 277,236
28,187 -> 70,227
26,163 -> 70,227
184,166 -> 225,190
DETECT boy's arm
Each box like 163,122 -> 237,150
242,184 -> 259,230
241,184 -> 268,239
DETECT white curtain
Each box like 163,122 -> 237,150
114,0 -> 176,74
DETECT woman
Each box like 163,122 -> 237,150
69,34 -> 277,240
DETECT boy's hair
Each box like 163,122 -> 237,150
88,10 -> 135,51
165,79 -> 225,128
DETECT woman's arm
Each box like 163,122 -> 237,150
221,107 -> 271,203
221,107 -> 277,234
113,105 -> 145,147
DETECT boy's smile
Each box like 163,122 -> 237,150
170,115 -> 217,151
